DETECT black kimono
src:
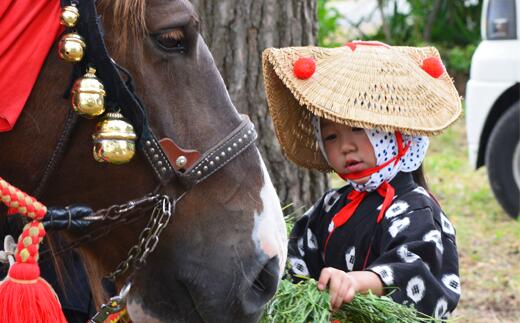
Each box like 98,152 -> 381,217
287,172 -> 460,319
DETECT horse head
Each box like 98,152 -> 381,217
0,0 -> 287,322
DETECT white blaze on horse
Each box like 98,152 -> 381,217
0,0 -> 287,322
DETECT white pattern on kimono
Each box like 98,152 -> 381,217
385,200 -> 410,219
297,237 -> 305,256
376,194 -> 398,210
397,245 -> 420,263
406,276 -> 426,303
434,297 -> 448,319
323,190 -> 341,213
440,212 -> 455,236
306,229 -> 318,250
345,246 -> 356,271
413,186 -> 430,197
289,257 -> 309,276
371,265 -> 394,285
442,274 -> 461,295
388,217 -> 410,238
328,221 -> 334,233
423,230 -> 444,254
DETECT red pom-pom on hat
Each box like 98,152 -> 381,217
293,57 -> 316,79
421,57 -> 445,78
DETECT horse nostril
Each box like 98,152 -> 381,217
252,256 -> 279,295
240,256 -> 280,315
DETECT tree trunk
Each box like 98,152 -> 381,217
423,0 -> 443,42
377,0 -> 392,43
191,0 -> 329,211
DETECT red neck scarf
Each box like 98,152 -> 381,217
0,0 -> 63,132
324,132 -> 410,252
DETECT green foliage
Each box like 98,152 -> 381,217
317,0 -> 344,47
411,0 -> 481,45
365,1 -> 481,77
282,203 -> 303,236
262,279 -> 441,323
317,1 -> 480,76
442,44 -> 477,73
368,0 -> 482,46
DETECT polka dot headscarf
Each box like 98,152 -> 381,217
312,116 -> 429,192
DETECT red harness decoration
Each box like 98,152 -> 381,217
0,177 -> 67,323
0,0 -> 63,132
323,132 -> 409,256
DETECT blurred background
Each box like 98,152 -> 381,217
191,0 -> 519,321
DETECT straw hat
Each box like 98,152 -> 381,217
262,42 -> 462,171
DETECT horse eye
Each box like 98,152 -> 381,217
154,29 -> 186,53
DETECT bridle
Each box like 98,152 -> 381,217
61,0 -> 258,188
24,0 -> 259,314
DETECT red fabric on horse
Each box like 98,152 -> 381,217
0,0 -> 63,132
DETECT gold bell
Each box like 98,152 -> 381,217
71,67 -> 106,118
92,112 -> 137,164
58,33 -> 86,62
60,5 -> 80,27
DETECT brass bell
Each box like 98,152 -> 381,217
58,33 -> 86,62
71,67 -> 106,118
92,112 -> 137,164
60,5 -> 79,27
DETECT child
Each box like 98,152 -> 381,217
262,41 -> 461,319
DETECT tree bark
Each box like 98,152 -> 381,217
423,0 -> 443,42
191,0 -> 329,210
376,0 -> 392,42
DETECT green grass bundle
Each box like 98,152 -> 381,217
262,278 -> 443,323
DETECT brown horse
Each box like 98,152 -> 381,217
0,0 -> 287,322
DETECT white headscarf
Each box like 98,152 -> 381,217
312,116 -> 429,192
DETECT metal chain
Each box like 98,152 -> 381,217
106,195 -> 175,281
84,194 -> 161,222
39,194 -> 163,258
38,192 -> 183,281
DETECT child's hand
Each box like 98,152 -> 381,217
317,267 -> 358,310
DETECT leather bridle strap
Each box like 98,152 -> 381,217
33,109 -> 79,199
76,0 -> 175,184
175,117 -> 257,188
75,0 -> 259,190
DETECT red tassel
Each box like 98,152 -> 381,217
0,264 -> 67,323
0,179 -> 67,322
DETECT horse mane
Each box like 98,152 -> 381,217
97,0 -> 148,60
96,0 -> 200,65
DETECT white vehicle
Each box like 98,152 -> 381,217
465,0 -> 520,218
